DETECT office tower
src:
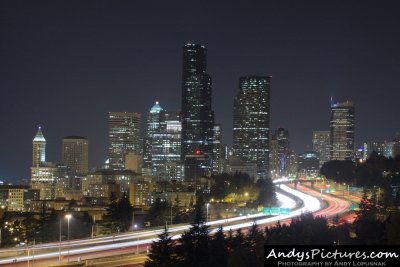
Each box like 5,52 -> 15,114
312,131 -> 331,167
144,101 -> 182,180
362,141 -> 385,160
233,76 -> 271,178
298,151 -> 320,178
108,112 -> 141,170
393,142 -> 400,158
62,136 -> 89,175
0,185 -> 30,211
152,110 -> 182,180
287,150 -> 298,178
32,126 -> 46,167
212,124 -> 225,174
330,100 -> 355,160
181,42 -> 214,179
271,128 -> 290,177
143,102 -> 164,172
383,141 -> 395,158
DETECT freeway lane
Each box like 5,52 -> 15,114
1,181 -> 356,267
0,184 -> 319,266
0,190 -> 296,262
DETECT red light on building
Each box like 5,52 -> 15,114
195,149 -> 202,155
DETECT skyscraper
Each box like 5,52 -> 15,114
144,101 -> 182,180
312,130 -> 331,167
212,124 -> 225,174
32,126 -> 46,167
298,151 -> 320,178
62,136 -> 89,175
330,101 -> 355,160
271,128 -> 290,177
181,42 -> 214,179
143,101 -> 164,173
108,112 -> 141,170
233,76 -> 271,178
31,126 -> 58,200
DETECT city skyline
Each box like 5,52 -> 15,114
1,1 -> 400,181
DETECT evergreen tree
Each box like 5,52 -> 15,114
256,177 -> 277,206
145,197 -> 169,227
190,193 -> 206,225
145,226 -> 177,267
245,222 -> 265,267
176,224 -> 210,267
227,228 -> 249,267
208,227 -> 228,267
104,193 -> 133,232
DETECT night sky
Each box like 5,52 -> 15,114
1,1 -> 400,182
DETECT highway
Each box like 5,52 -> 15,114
0,179 -> 351,266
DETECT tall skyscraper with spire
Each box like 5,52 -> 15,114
32,126 -> 46,167
233,76 -> 271,178
31,126 -> 58,200
330,100 -> 355,160
181,42 -> 214,179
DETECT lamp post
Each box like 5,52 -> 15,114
206,203 -> 210,223
170,201 -> 173,226
91,215 -> 96,239
59,218 -> 62,261
65,214 -> 72,263
343,183 -> 346,198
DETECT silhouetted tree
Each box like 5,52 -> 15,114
104,193 -> 133,232
145,197 -> 169,227
208,226 -> 228,267
256,177 -> 276,206
145,226 -> 177,267
320,160 -> 355,183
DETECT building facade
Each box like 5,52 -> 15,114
272,128 -> 290,177
62,136 -> 89,175
143,101 -> 182,180
108,112 -> 141,170
312,131 -> 331,167
233,76 -> 271,178
330,101 -> 355,160
298,151 -> 320,178
181,42 -> 214,179
212,124 -> 225,174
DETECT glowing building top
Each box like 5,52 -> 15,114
32,126 -> 46,166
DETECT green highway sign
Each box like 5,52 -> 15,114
263,207 -> 291,216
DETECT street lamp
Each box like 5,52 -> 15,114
170,201 -> 173,226
59,218 -> 62,261
206,203 -> 210,223
65,214 -> 72,263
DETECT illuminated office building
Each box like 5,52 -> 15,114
298,151 -> 320,178
144,101 -> 182,180
312,131 -> 331,167
62,136 -> 88,175
233,76 -> 271,178
181,42 -> 214,179
212,124 -> 225,174
108,112 -> 141,170
273,128 -> 290,177
330,101 -> 355,160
